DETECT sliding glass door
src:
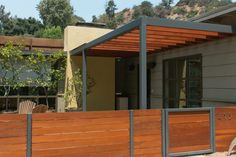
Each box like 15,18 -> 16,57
163,55 -> 202,108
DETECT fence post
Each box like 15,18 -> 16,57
27,114 -> 32,157
162,109 -> 167,157
210,107 -> 216,153
129,110 -> 134,157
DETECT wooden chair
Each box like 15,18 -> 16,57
18,100 -> 36,114
228,137 -> 236,156
32,104 -> 48,113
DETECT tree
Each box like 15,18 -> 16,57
0,42 -> 25,111
0,5 -> 43,36
104,0 -> 118,29
3,17 -> 43,36
71,15 -> 85,25
24,17 -> 44,35
0,5 -> 10,34
37,0 -> 74,29
105,0 -> 118,19
161,0 -> 173,9
154,5 -> 170,18
1,5 -> 43,36
132,1 -> 155,19
92,15 -> 98,23
64,69 -> 95,111
27,50 -> 66,107
35,26 -> 63,39
206,0 -> 232,12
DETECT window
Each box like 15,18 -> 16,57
163,55 -> 202,108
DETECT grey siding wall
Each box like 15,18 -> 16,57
124,36 -> 236,108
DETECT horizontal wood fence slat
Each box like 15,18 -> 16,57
0,114 -> 27,157
215,107 -> 236,152
168,111 -> 211,154
0,107 -> 236,157
32,111 -> 130,157
134,110 -> 162,157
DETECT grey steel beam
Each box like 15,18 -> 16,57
170,149 -> 213,157
210,107 -> 216,153
145,17 -> 236,33
27,114 -> 32,157
129,110 -> 134,157
139,18 -> 147,109
165,107 -> 212,112
71,18 -> 142,55
23,51 -> 67,56
161,110 -> 167,157
165,109 -> 169,157
82,49 -> 87,112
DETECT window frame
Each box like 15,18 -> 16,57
163,54 -> 202,108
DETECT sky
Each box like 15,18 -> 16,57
1,0 -> 168,22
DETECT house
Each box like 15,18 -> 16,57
65,11 -> 236,111
0,36 -> 64,112
1,6 -> 236,157
1,4 -> 236,112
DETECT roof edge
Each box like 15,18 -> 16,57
189,3 -> 236,22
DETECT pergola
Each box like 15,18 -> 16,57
71,17 -> 236,111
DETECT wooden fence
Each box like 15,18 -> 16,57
215,107 -> 236,152
0,107 -> 235,157
0,114 -> 27,157
32,111 -> 131,157
168,111 -> 211,154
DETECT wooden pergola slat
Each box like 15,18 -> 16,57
82,24 -> 231,56
147,26 -> 221,36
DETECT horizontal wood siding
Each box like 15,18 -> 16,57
168,111 -> 211,153
0,114 -> 26,157
134,110 -> 162,157
215,107 -> 236,152
124,36 -> 236,107
32,111 -> 130,157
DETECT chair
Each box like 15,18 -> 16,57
32,104 -> 48,113
228,137 -> 236,156
18,100 -> 36,114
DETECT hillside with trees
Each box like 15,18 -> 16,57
94,0 -> 233,29
0,0 -> 233,37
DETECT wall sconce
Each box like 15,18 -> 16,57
128,64 -> 135,71
149,62 -> 156,69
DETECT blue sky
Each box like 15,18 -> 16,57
1,0 -> 170,22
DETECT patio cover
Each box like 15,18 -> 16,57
70,17 -> 236,111
71,17 -> 235,57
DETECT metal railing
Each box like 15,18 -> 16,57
0,95 -> 57,111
